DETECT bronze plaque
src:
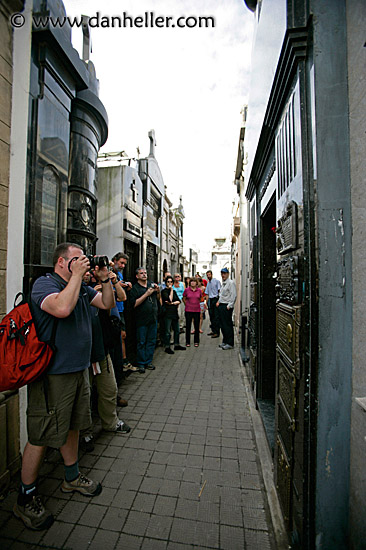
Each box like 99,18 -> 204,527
278,353 -> 297,421
276,303 -> 301,376
277,399 -> 293,459
276,436 -> 292,524
277,200 -> 298,254
276,255 -> 300,304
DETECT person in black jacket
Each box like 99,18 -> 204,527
161,276 -> 186,355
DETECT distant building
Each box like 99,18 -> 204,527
97,132 -> 184,283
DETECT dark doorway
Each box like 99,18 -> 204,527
257,195 -> 276,451
124,240 -> 140,283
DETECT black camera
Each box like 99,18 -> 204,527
87,255 -> 109,269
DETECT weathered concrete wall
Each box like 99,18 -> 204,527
314,0 -> 353,547
348,0 -> 366,548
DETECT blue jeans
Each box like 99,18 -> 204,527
136,322 -> 158,367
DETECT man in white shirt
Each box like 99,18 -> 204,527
216,267 -> 237,350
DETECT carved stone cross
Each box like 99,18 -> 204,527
148,129 -> 156,157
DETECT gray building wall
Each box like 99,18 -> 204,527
348,1 -> 366,548
313,1 -> 352,547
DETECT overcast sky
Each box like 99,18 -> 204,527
63,0 -> 254,257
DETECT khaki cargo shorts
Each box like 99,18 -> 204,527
27,369 -> 91,448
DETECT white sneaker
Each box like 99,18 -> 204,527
219,343 -> 226,348
222,344 -> 233,350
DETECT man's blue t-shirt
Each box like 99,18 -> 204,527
31,273 -> 97,375
115,270 -> 124,313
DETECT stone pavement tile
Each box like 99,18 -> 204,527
146,463 -> 166,478
123,510 -> 150,536
238,449 -> 257,462
220,503 -> 244,527
40,520 -> 74,548
102,471 -> 124,489
196,500 -> 220,523
101,444 -> 121,458
140,477 -> 162,494
167,454 -> 185,467
130,429 -> 148,439
127,461 -> 149,476
243,507 -> 270,531
182,468 -> 202,484
171,442 -> 189,454
99,506 -> 128,531
38,476 -> 61,497
159,432 -> 175,442
187,444 -> 204,456
93,456 -> 115,471
133,493 -> 156,514
119,474 -> 143,492
221,457 -> 239,473
245,529 -> 273,549
78,502 -> 108,527
167,540 -> 194,550
240,473 -> 262,491
169,518 -> 196,545
203,456 -> 221,470
115,533 -> 143,549
79,453 -> 99,468
159,479 -> 180,497
64,525 -> 97,550
56,499 -> 87,522
220,524 -> 245,550
114,489 -> 138,509
178,481 -> 199,501
175,498 -> 198,520
151,451 -> 170,465
153,495 -> 177,516
145,514 -> 173,540
240,460 -> 260,475
220,486 -> 242,505
88,528 -> 120,549
142,538 -> 168,550
2,515 -> 28,542
110,458 -> 130,474
242,489 -> 266,509
195,520 -> 219,548
164,466 -> 184,481
186,455 -> 203,469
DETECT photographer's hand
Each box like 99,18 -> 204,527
70,255 -> 90,278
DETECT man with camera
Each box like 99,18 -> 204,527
129,267 -> 160,373
13,243 -> 115,531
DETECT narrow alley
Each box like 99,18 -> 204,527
0,322 -> 282,550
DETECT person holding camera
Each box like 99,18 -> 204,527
129,267 -> 160,373
14,243 -> 115,531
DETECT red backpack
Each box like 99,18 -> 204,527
0,293 -> 57,391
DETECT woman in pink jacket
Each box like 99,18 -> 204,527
183,278 -> 202,347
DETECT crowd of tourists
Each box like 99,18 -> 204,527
13,242 -> 237,531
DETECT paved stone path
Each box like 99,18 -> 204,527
0,321 -> 277,549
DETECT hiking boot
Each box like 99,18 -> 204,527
61,473 -> 102,496
13,495 -> 54,531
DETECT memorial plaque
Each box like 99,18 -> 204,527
277,201 -> 298,254
278,353 -> 297,421
276,436 -> 292,524
276,303 -> 301,376
276,255 -> 300,304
